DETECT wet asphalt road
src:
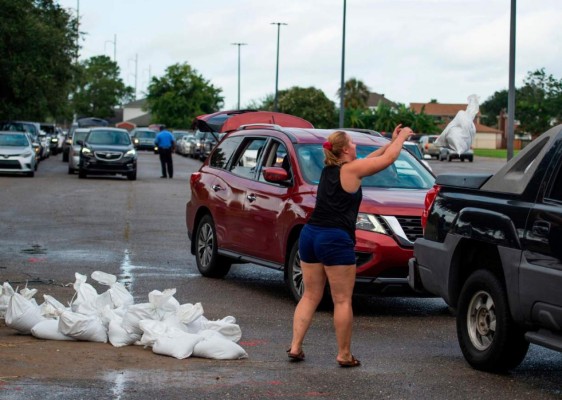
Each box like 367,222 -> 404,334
0,152 -> 561,399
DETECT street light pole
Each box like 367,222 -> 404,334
105,34 -> 117,62
339,0 -> 347,128
231,43 -> 247,110
75,0 -> 80,64
507,0 -> 516,161
271,22 -> 287,112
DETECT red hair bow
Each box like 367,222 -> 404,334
323,141 -> 333,151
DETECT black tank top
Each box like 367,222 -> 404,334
308,165 -> 363,242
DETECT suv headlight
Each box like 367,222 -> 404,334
81,147 -> 92,156
356,213 -> 388,235
124,149 -> 136,157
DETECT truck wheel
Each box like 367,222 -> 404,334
195,214 -> 231,278
457,270 -> 529,372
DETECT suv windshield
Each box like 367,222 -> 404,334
87,130 -> 131,145
296,144 -> 435,189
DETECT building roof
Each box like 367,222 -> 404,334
475,122 -> 502,134
367,92 -> 398,108
126,113 -> 151,126
409,102 -> 480,117
123,98 -> 147,109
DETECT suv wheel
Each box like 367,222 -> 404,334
287,241 -> 304,302
195,214 -> 231,278
127,171 -> 137,181
78,169 -> 87,179
457,270 -> 529,372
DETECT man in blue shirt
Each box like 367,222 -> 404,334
154,125 -> 175,178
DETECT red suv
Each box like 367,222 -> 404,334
186,124 -> 435,301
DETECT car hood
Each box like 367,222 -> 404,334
359,188 -> 427,216
0,146 -> 31,155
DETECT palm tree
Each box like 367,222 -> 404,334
337,78 -> 370,110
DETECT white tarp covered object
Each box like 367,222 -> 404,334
435,94 -> 479,155
1,271 -> 248,360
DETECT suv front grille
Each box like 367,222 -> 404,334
395,216 -> 423,242
95,151 -> 123,161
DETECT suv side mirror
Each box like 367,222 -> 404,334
76,140 -> 84,146
263,167 -> 290,184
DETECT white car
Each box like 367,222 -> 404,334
68,128 -> 91,174
0,131 -> 37,177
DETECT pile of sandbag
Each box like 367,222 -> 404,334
434,94 -> 479,155
2,271 -> 247,360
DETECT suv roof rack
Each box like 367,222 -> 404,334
239,123 -> 282,131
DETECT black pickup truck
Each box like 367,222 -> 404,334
409,125 -> 562,372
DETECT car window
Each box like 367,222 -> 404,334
73,130 -> 89,143
0,133 -> 29,147
209,136 -> 243,169
87,130 -> 131,145
296,144 -> 435,189
230,138 -> 267,179
546,157 -> 562,202
258,140 -> 292,183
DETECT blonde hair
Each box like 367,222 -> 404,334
323,131 -> 349,166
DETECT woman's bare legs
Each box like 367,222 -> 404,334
290,261 -> 326,355
325,265 -> 356,363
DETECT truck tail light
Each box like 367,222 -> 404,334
421,184 -> 441,230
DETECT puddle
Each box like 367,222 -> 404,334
20,244 -> 47,255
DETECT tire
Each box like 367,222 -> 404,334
78,169 -> 87,179
456,269 -> 529,372
68,166 -> 74,175
62,151 -> 69,162
287,241 -> 304,302
447,155 -> 452,162
26,171 -> 34,177
469,156 -> 474,162
127,171 -> 137,181
195,214 -> 231,278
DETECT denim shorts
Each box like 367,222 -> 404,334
298,224 -> 356,266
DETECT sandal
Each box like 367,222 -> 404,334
286,348 -> 305,362
337,355 -> 361,368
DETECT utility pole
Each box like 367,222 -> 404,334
129,54 -> 138,100
105,34 -> 117,62
231,43 -> 247,110
339,0 -> 347,128
271,22 -> 287,112
75,0 -> 80,64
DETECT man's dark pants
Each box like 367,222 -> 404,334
159,147 -> 173,178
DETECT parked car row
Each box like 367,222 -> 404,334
419,134 -> 474,162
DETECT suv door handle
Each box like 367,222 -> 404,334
532,221 -> 550,237
211,184 -> 223,192
247,194 -> 256,202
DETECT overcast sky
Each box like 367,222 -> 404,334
57,0 -> 562,111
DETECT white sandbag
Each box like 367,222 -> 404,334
71,273 -> 99,315
31,319 -> 76,341
176,303 -> 204,324
58,310 -> 107,343
40,294 -> 69,319
0,282 -> 15,318
184,315 -> 209,334
203,316 -> 242,342
122,289 -> 179,335
138,319 -> 170,347
435,94 -> 479,155
152,328 -> 203,359
5,293 -> 46,334
193,330 -> 248,360
19,287 -> 38,301
91,271 -> 134,308
108,319 -> 140,347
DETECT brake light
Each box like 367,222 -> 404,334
425,143 -> 429,150
190,172 -> 201,187
421,184 -> 441,230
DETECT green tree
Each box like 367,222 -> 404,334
337,78 -> 370,110
274,86 -> 336,128
517,68 -> 562,136
71,55 -> 134,119
373,102 -> 397,133
0,0 -> 78,121
480,90 -> 508,127
146,63 -> 223,128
